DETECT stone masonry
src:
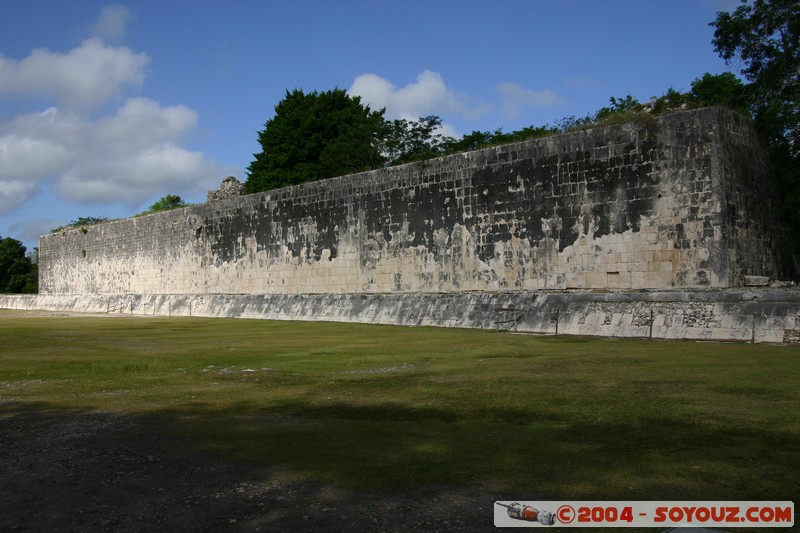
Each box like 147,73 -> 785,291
38,108 -> 793,297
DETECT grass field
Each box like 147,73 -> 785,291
1,310 -> 798,501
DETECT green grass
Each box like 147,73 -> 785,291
1,311 -> 798,500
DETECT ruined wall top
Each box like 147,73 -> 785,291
207,176 -> 245,202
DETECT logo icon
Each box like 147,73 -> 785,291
496,502 -> 556,525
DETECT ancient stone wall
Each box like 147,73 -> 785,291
38,108 -> 793,296
4,289 -> 800,344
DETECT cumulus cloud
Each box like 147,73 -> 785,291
495,82 -> 563,120
349,70 -> 483,122
0,7 -> 227,217
0,38 -> 149,111
0,181 -> 38,215
58,141 -> 209,204
89,97 -> 198,154
92,4 -> 135,43
0,133 -> 74,182
349,71 -> 563,136
0,99 -> 222,213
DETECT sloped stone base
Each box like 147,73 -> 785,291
3,289 -> 800,344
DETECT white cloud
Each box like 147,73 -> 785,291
0,38 -> 149,111
58,142 -> 209,204
495,82 -> 563,120
349,70 -> 482,121
0,7 -> 228,217
90,97 -> 198,154
0,181 -> 38,215
349,71 -> 563,135
0,133 -> 74,182
92,4 -> 135,43
348,73 -> 395,112
0,99 -> 223,210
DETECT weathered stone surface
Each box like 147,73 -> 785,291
17,108 -> 799,343
207,176 -> 245,202
4,288 -> 800,344
37,108 -> 794,297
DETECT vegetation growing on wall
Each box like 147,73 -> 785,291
137,195 -> 188,216
50,216 -> 110,234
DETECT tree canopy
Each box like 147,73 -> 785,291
690,72 -> 749,112
712,0 -> 800,252
0,236 -> 37,293
245,88 -> 386,193
380,115 -> 454,166
712,0 -> 799,150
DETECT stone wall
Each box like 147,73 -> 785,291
38,107 -> 793,296
4,289 -> 800,344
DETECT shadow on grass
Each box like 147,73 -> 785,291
1,405 -> 502,532
154,399 -> 799,500
3,397 -> 798,505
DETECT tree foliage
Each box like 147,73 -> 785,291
712,0 -> 800,255
246,88 -> 386,193
0,236 -> 37,293
51,216 -> 110,233
381,115 -> 453,166
595,95 -> 643,119
690,72 -> 749,112
438,124 -> 555,154
141,195 -> 186,214
712,0 -> 800,151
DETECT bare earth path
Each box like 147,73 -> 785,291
0,406 -> 498,532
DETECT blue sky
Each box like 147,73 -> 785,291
1,0 -> 741,251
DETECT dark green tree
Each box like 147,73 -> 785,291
442,129 -> 501,153
0,236 -> 36,293
690,72 -> 749,112
506,124 -> 555,142
246,88 -> 386,193
712,0 -> 800,151
441,125 -> 554,154
712,0 -> 800,256
381,115 -> 453,166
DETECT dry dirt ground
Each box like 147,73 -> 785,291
1,404 -> 501,532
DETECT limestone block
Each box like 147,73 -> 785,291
744,275 -> 770,286
756,329 -> 783,343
